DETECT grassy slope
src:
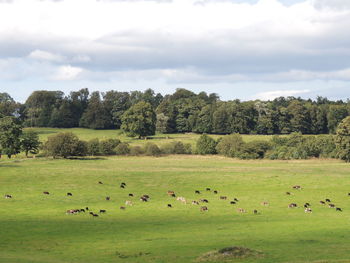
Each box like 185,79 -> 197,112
1,156 -> 350,263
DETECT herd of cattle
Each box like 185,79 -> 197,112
3,183 -> 348,217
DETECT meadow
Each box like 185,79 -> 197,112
1,155 -> 350,263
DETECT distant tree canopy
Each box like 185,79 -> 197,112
335,116 -> 350,162
3,88 -> 350,136
0,116 -> 22,158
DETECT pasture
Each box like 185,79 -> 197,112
1,155 -> 350,262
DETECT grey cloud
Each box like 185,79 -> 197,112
313,0 -> 350,10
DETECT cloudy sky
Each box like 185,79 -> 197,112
0,0 -> 350,102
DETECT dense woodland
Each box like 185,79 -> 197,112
1,88 -> 350,135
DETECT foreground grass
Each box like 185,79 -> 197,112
1,156 -> 350,262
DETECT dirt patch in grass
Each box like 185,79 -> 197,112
195,246 -> 263,262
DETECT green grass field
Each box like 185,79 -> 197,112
26,127 -> 275,147
1,155 -> 350,263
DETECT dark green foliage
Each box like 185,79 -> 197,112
44,132 -> 87,158
216,133 -> 244,157
87,138 -> 101,156
20,130 -> 40,157
115,143 -> 130,155
196,134 -> 217,155
99,138 -> 121,155
156,113 -> 170,133
121,101 -> 156,138
144,142 -> 161,156
0,117 -> 22,158
161,141 -> 192,154
237,140 -> 272,159
335,116 -> 350,162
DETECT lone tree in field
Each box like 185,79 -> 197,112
0,116 -> 22,158
21,130 -> 40,157
121,101 -> 156,139
44,132 -> 87,158
335,116 -> 350,162
196,134 -> 217,155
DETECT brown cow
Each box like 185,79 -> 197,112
200,206 -> 208,212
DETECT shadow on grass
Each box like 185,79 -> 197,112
66,157 -> 107,161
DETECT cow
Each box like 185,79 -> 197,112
305,208 -> 312,213
167,190 -> 175,196
200,206 -> 208,212
121,182 -> 126,186
120,184 -> 125,189
167,204 -> 172,208
325,199 -> 331,202
89,212 -> 94,215
98,181 -> 103,184
292,185 -> 302,190
213,190 -> 218,194
106,196 -> 110,201
140,196 -> 148,202
92,214 -> 99,217
191,201 -> 199,205
206,188 -> 211,191
288,203 -> 297,208
80,209 -> 85,212
120,206 -> 126,210
195,190 -> 201,194
336,207 -> 343,212
176,196 -> 186,204
200,199 -> 209,203
220,196 -> 227,200
125,200 -> 133,206
85,207 -> 89,211
304,202 -> 310,207
319,201 -> 326,205
129,193 -> 134,197
4,194 -> 12,199
43,191 -> 50,195
253,209 -> 258,214
237,208 -> 246,213
261,201 -> 269,206
233,198 -> 239,202
99,209 -> 106,213
230,201 -> 236,205
348,193 -> 350,196
67,193 -> 73,196
66,209 -> 77,214
328,204 -> 335,208
286,192 -> 291,195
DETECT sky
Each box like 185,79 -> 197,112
0,0 -> 350,102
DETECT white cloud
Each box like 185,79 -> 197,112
51,65 -> 83,80
28,49 -> 64,62
254,89 -> 311,100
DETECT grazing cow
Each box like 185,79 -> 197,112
234,198 -> 239,202
220,196 -> 227,200
143,194 -> 150,199
89,212 -> 94,215
80,209 -> 85,212
195,190 -> 201,194
288,203 -> 297,208
125,200 -> 133,206
86,207 -> 89,211
292,185 -> 302,190
120,206 -> 126,210
286,192 -> 291,195
99,209 -> 106,213
206,188 -> 211,191
121,182 -> 126,186
336,207 -> 343,212
93,214 -> 99,217
213,190 -> 218,194
348,193 -> 350,196
43,191 -> 50,195
191,201 -> 199,205
325,199 -> 331,202
167,204 -> 172,208
4,194 -> 12,199
305,202 -> 310,207
237,208 -> 246,213
200,199 -> 209,203
328,204 -> 335,208
261,201 -> 269,206
120,184 -> 125,189
129,193 -> 134,197
253,209 -> 258,214
170,193 -> 176,197
176,196 -> 186,204
167,190 -> 175,196
67,193 -> 73,196
140,196 -> 148,202
319,201 -> 326,205
304,208 -> 312,213
98,181 -> 103,184
66,209 -> 77,214
230,201 -> 236,205
106,196 -> 110,201
200,206 -> 208,212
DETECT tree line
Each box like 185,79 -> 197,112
1,88 -> 350,136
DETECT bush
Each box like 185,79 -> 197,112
44,132 -> 87,158
144,142 -> 161,156
115,143 -> 130,155
99,138 -> 121,155
161,141 -> 192,154
237,140 -> 271,159
216,133 -> 244,157
87,138 -> 100,156
196,134 -> 217,155
129,146 -> 145,156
